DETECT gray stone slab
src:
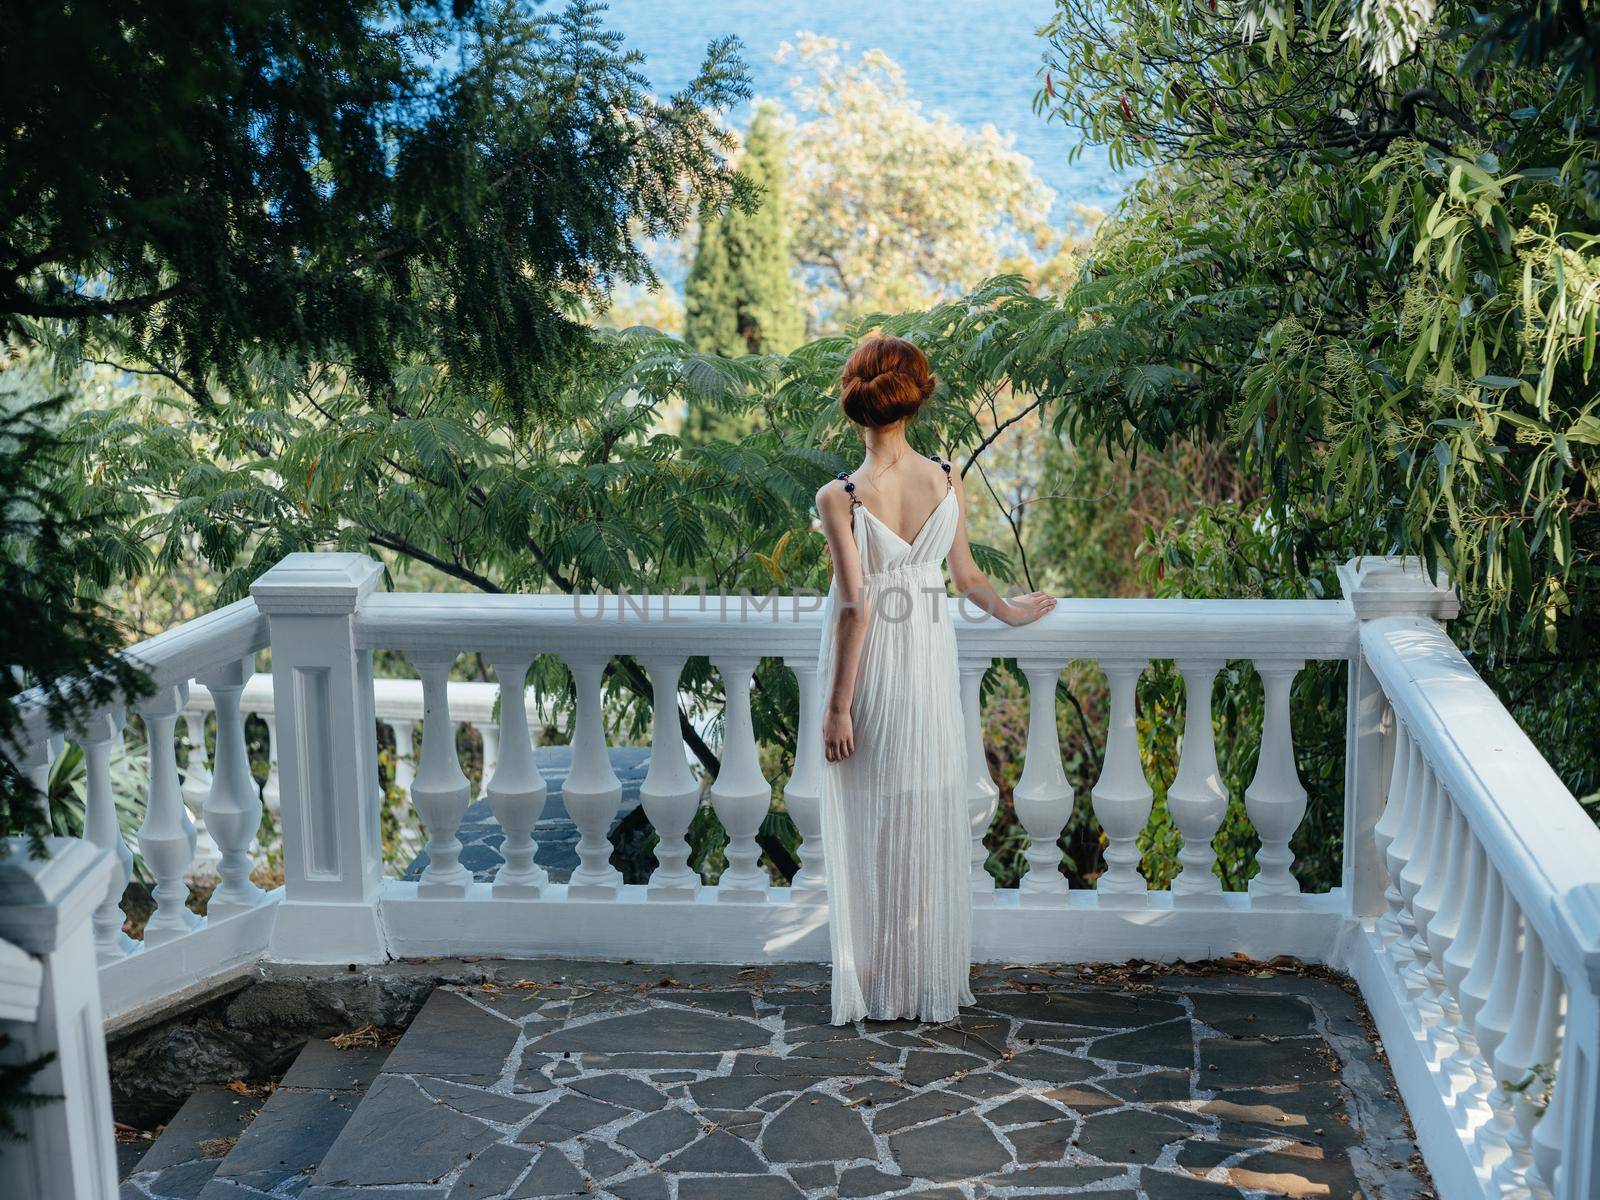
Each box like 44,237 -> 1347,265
1198,1036 -> 1339,1089
278,1041 -> 391,1092
983,1095 -> 1070,1126
839,1165 -> 915,1196
787,1164 -> 837,1190
998,1047 -> 1100,1085
568,1074 -> 667,1112
1004,1120 -> 1075,1164
511,1146 -> 585,1196
662,1130 -> 768,1174
313,1075 -> 499,1187
381,990 -> 520,1080
1074,1108 -> 1195,1163
419,1077 -> 544,1124
1088,1017 -> 1196,1069
986,1163 -> 1127,1189
677,1177 -> 804,1200
133,1087 -> 263,1174
975,990 -> 1185,1028
888,1111 -> 1012,1182
760,1094 -> 874,1163
1102,1069 -> 1192,1104
525,1007 -> 770,1054
687,1074 -> 797,1110
608,1174 -> 669,1200
1140,1167 -> 1247,1198
900,1049 -> 985,1086
580,1138 -> 634,1182
615,1107 -> 703,1161
198,1090 -> 360,1197
514,1094 -> 628,1143
447,1142 -> 534,1198
1188,990 -> 1317,1038
871,1088 -> 975,1134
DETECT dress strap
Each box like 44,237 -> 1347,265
835,471 -> 862,510
929,453 -> 953,491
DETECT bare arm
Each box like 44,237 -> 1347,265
945,472 -> 1056,627
817,481 -> 869,762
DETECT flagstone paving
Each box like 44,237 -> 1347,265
286,959 -> 1428,1199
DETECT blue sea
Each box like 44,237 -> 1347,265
599,0 -> 1128,219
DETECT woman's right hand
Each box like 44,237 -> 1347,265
1000,591 -> 1057,627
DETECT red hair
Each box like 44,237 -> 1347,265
839,335 -> 937,428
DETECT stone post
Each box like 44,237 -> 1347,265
0,838 -> 119,1200
1337,556 -> 1459,920
250,552 -> 386,961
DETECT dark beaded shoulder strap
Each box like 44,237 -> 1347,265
929,453 -> 953,490
835,470 -> 861,509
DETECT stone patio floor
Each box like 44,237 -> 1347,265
263,958 -> 1433,1199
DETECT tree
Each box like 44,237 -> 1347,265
1,0 -> 751,414
1020,0 -> 1600,803
684,105 -> 804,359
779,36 -> 1060,328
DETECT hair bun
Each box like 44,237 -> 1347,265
839,336 -> 937,428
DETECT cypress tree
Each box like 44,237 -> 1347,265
685,104 -> 803,359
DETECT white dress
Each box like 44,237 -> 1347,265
817,462 -> 976,1025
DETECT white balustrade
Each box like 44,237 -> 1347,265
1013,659 -> 1072,903
562,654 -> 624,899
1167,659 -> 1225,902
12,550 -> 1598,1199
959,658 -> 1000,903
1091,659 -> 1152,903
708,655 -> 772,901
782,656 -> 826,903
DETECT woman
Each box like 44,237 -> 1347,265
815,335 -> 1056,1026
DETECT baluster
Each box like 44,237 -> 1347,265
1418,800 -> 1471,1062
1385,740 -> 1428,971
1473,891 -> 1526,1171
80,709 -> 135,964
475,720 -> 500,801
960,658 -> 999,904
1244,660 -> 1307,904
136,682 -> 200,946
1168,659 -> 1225,903
1373,728 -> 1415,943
1441,837 -> 1493,1115
20,735 -> 50,804
1402,769 -> 1450,1007
386,719 -> 416,796
1490,935 -> 1561,1189
639,655 -> 701,901
1530,1033 -> 1572,1197
1014,659 -> 1071,902
261,712 -> 282,816
562,655 -> 624,899
1091,660 -> 1152,903
708,655 -> 771,902
782,656 -> 826,903
408,653 -> 473,897
199,658 -> 266,919
485,659 -> 547,898
1395,760 -> 1440,1001
181,703 -> 213,822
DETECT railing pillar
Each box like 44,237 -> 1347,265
251,552 -> 386,961
1337,556 -> 1459,920
782,656 -> 827,904
959,656 -> 999,904
0,838 -> 119,1200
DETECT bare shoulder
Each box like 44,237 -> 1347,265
815,477 -> 852,520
